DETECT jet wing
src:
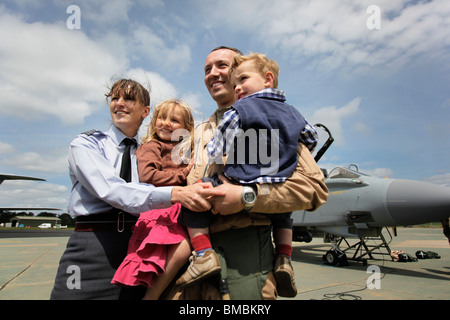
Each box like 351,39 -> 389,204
0,174 -> 58,211
0,174 -> 46,185
0,208 -> 60,211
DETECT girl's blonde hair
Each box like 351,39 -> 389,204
142,99 -> 195,163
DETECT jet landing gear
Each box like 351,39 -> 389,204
323,248 -> 349,266
322,236 -> 349,266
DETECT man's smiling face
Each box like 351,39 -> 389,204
204,48 -> 237,109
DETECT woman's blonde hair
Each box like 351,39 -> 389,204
142,99 -> 195,163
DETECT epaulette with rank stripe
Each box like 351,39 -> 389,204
81,129 -> 98,136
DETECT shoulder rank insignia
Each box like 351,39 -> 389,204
82,129 -> 98,136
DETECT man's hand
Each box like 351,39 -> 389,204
209,175 -> 244,215
171,183 -> 226,212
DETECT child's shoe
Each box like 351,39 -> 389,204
274,255 -> 297,297
176,250 -> 221,287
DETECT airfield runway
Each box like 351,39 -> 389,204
0,227 -> 448,300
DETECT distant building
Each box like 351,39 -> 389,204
10,216 -> 61,228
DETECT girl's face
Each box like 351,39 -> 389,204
154,105 -> 186,141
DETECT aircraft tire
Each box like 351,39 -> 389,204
324,250 -> 339,266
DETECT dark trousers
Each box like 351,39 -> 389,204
50,217 -> 145,300
212,226 -> 274,299
177,174 -> 221,228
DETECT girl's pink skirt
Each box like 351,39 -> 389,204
111,203 -> 188,287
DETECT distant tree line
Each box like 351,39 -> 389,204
0,211 -> 76,227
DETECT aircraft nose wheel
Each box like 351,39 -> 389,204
323,249 -> 349,266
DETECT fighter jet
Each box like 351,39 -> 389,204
0,174 -> 59,212
292,125 -> 450,265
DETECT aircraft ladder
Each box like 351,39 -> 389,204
338,228 -> 394,265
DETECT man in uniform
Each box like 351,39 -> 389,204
167,47 -> 328,300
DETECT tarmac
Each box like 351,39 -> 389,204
0,227 -> 448,300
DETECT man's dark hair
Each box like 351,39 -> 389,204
211,46 -> 243,55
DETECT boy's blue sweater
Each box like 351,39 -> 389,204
224,94 -> 306,183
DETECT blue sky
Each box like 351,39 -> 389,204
0,0 -> 449,212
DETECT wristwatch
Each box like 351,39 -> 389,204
241,185 -> 257,211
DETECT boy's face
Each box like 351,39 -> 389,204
231,60 -> 273,101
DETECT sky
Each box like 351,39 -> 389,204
0,0 -> 449,213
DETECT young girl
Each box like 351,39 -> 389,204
112,99 -> 195,300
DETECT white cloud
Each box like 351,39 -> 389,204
0,142 -> 16,155
1,151 -> 68,174
0,3 -> 197,127
119,68 -> 178,107
353,121 -> 371,136
309,98 -> 362,146
198,0 -> 450,73
117,68 -> 204,113
0,180 -> 68,210
78,0 -> 165,25
362,167 -> 395,179
0,9 -> 127,125
81,0 -> 133,26
424,173 -> 450,187
129,24 -> 192,73
179,92 -> 206,120
79,1 -> 193,73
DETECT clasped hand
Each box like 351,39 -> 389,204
172,175 -> 244,215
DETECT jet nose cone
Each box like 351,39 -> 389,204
387,179 -> 450,226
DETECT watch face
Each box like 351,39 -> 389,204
244,192 -> 255,203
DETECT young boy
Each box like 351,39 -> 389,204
177,53 -> 318,298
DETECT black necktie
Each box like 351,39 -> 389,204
120,138 -> 136,182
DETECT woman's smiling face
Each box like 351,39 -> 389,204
109,89 -> 149,137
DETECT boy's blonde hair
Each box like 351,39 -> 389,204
142,99 -> 195,162
229,52 -> 279,89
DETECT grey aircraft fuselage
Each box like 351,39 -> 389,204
292,166 -> 450,240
